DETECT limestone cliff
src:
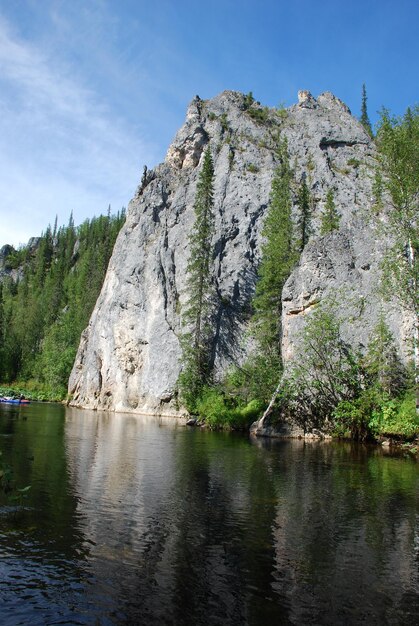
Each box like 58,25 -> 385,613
68,90 -> 413,416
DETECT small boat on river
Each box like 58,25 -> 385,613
0,397 -> 30,405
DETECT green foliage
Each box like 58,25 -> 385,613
224,352 -> 282,407
364,313 -> 407,396
0,382 -> 63,402
243,92 -> 255,109
220,112 -> 229,134
0,209 -> 126,397
306,154 -> 315,173
2,246 -> 29,270
178,148 -> 216,410
320,189 -> 340,234
275,102 -> 288,121
360,83 -> 373,137
285,298 -> 365,431
223,136 -> 298,417
375,106 -> 419,317
286,299 -> 416,440
195,386 -> 263,430
296,176 -> 312,251
246,106 -> 270,124
372,170 -> 384,212
335,388 -> 418,440
252,137 -> 298,353
246,163 -> 259,174
375,105 -> 419,414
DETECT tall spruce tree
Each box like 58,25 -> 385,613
253,137 -> 297,357
320,189 -> 340,235
178,147 -> 216,409
360,83 -> 373,137
365,314 -> 406,397
296,176 -> 312,252
252,137 -> 299,422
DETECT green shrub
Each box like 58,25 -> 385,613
243,92 -> 255,110
195,387 -> 263,430
334,387 -> 418,440
376,390 -> 418,438
220,113 -> 229,133
247,106 -> 270,124
246,163 -> 259,174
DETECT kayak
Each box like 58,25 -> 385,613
0,398 -> 30,404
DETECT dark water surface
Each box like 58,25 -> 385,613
0,403 -> 417,625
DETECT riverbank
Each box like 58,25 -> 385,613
0,382 -> 64,402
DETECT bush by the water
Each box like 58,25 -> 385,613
334,387 -> 418,440
195,387 -> 263,429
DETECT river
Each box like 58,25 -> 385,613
0,402 -> 417,625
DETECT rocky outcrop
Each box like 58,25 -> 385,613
0,245 -> 20,282
69,90 -> 413,416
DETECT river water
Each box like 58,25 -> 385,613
0,402 -> 417,625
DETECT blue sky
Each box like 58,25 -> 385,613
0,0 -> 417,248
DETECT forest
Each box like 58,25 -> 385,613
0,209 -> 125,400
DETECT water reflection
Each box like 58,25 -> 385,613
0,405 -> 417,625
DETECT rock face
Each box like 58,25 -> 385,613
68,90 -> 413,416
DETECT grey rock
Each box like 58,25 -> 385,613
69,90 -> 413,417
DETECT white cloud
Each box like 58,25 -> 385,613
0,14 -> 157,248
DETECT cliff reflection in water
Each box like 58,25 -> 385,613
63,410 -> 418,625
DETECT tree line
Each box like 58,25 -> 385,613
0,209 -> 126,399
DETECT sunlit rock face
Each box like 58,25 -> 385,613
68,90 -> 413,415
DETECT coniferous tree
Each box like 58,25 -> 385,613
365,314 -> 406,397
0,209 -> 126,396
178,148 -> 216,409
320,189 -> 340,235
360,83 -> 373,137
296,175 -> 312,252
253,137 -> 298,357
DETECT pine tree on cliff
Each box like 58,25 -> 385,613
296,175 -> 312,252
360,83 -> 373,137
179,147 -> 216,410
253,137 -> 297,358
320,189 -> 340,234
252,137 -> 299,423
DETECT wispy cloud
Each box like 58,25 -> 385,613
0,11 -> 156,247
